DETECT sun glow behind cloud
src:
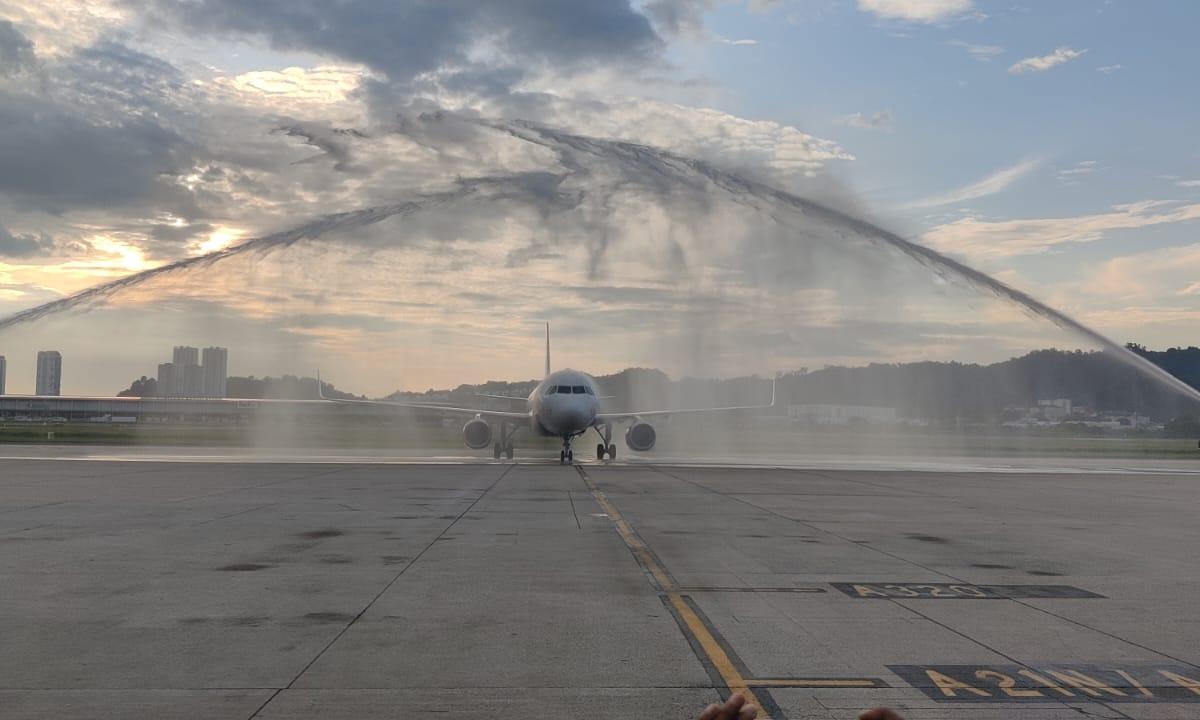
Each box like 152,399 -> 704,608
194,227 -> 242,255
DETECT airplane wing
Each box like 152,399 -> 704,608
317,374 -> 530,420
321,395 -> 531,420
596,378 -> 776,423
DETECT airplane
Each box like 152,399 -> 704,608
320,324 -> 775,463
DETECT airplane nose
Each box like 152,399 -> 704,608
551,402 -> 592,431
561,406 -> 587,427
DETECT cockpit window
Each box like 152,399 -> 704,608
557,385 -> 572,394
572,385 -> 587,394
545,386 -> 557,395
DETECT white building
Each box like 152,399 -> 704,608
1037,398 -> 1073,420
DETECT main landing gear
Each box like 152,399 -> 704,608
493,422 -> 517,460
594,424 -> 616,461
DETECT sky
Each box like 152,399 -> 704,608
0,0 -> 1197,395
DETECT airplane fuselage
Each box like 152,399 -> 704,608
527,369 -> 600,437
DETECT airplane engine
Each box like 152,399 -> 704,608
625,422 -> 656,451
462,418 -> 493,449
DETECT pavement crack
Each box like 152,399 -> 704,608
248,463 -> 516,719
567,489 -> 582,529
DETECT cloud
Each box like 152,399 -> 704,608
1056,160 -> 1098,185
837,109 -> 893,132
643,0 -> 717,36
922,200 -> 1200,261
139,0 -> 663,91
857,0 -> 975,23
0,19 -> 37,76
550,98 -> 854,176
1008,46 -> 1087,74
0,91 -> 196,214
1074,244 -> 1200,337
1176,180 -> 1200,188
0,1 -> 126,57
217,66 -> 368,104
899,157 -> 1040,210
1098,64 -> 1122,74
947,39 -> 1003,61
0,224 -> 54,257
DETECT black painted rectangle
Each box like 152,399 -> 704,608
831,582 -> 1103,599
890,664 -> 1200,703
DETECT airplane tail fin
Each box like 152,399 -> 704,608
544,322 -> 551,377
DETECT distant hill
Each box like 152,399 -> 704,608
775,347 -> 1200,423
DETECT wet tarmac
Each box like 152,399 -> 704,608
2,456 -> 1198,718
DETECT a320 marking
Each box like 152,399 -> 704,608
890,664 -> 1200,703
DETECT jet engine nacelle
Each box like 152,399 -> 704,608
463,418 -> 493,449
625,421 -> 657,451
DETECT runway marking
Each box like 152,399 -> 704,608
576,467 -> 778,718
832,582 -> 1104,600
890,664 -> 1200,703
675,586 -> 826,594
747,678 -> 889,688
577,467 -> 887,719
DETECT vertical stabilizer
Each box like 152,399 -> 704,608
544,322 -> 551,377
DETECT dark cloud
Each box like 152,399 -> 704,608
148,223 -> 214,244
0,224 -> 52,257
140,0 -> 662,90
642,0 -> 716,36
0,20 -> 37,77
0,37 -> 206,217
59,40 -> 188,113
0,90 -> 196,214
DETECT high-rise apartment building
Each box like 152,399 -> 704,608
173,346 -> 199,368
201,347 -> 228,398
0,355 -> 6,395
157,362 -> 176,397
35,350 -> 62,396
182,364 -> 204,397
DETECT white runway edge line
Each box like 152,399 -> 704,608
2,449 -> 1200,475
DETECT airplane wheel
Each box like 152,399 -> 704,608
608,444 -> 617,460
567,450 -> 574,463
597,443 -> 606,460
505,444 -> 514,460
493,443 -> 502,459
560,450 -> 566,464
